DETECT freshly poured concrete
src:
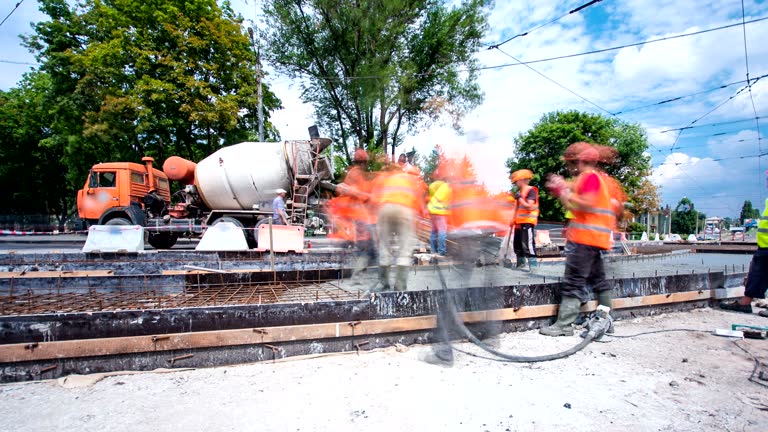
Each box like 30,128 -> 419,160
340,251 -> 754,292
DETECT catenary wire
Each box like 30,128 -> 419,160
487,0 -> 606,49
0,0 -> 24,28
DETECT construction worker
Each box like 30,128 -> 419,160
541,144 -> 616,336
272,189 -> 289,225
336,148 -> 377,277
427,171 -> 452,256
510,169 -> 539,269
371,163 -> 427,291
720,171 -> 768,317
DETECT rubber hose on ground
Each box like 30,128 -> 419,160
434,263 -> 598,363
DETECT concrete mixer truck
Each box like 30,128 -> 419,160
76,130 -> 334,249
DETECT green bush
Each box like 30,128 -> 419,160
626,222 -> 646,233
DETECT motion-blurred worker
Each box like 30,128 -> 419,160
371,163 -> 427,291
337,148 -> 377,277
542,144 -> 616,336
720,171 -> 768,317
427,172 -> 452,256
510,169 -> 539,269
272,188 -> 289,225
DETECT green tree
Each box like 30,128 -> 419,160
21,0 -> 283,192
671,197 -> 697,235
0,72 -> 73,226
505,110 -> 654,221
739,200 -> 761,224
261,0 -> 490,164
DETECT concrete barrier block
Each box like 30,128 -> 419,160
713,286 -> 745,300
256,224 -> 305,253
82,225 -> 145,253
196,222 -> 250,251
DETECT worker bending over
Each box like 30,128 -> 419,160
542,144 -> 616,336
510,169 -> 539,269
371,164 -> 427,291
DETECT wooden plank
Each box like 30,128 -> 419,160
0,270 -> 114,279
0,289 -> 721,363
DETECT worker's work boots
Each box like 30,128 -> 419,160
597,290 -> 615,334
394,266 -> 409,291
515,257 -> 527,268
527,257 -> 538,271
539,297 -> 581,337
350,256 -> 370,285
377,266 -> 391,291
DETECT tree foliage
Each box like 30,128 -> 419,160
261,0 -> 490,167
671,197 -> 698,235
5,0 -> 283,220
0,72 -> 71,223
505,110 -> 655,221
739,200 -> 761,224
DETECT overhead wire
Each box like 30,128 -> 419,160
614,73 -> 768,116
486,0 -> 605,49
739,0 -> 765,203
0,0 -> 24,28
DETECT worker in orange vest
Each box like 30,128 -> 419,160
542,144 -> 617,337
371,163 -> 427,291
510,169 -> 539,270
336,148 -> 377,279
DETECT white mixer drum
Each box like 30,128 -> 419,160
194,141 -> 312,211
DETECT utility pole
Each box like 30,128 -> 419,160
248,27 -> 264,142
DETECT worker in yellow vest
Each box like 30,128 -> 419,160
542,144 -> 617,336
510,169 -> 539,270
427,172 -> 452,256
371,163 -> 427,291
720,172 -> 768,316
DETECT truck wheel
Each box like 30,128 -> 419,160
105,217 -> 131,225
148,232 -> 178,249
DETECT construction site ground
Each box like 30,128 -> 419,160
1,307 -> 767,432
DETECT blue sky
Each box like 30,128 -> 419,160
2,0 -> 767,220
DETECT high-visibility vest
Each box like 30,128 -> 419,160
449,180 -> 507,231
427,181 -> 451,215
567,170 -> 616,250
758,198 -> 768,248
373,171 -> 424,212
339,165 -> 372,223
514,185 -> 540,225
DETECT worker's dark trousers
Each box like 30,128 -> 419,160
513,224 -> 537,258
562,242 -> 610,304
745,251 -> 768,299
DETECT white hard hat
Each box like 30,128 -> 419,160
276,188 -> 287,194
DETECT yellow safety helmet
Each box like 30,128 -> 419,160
510,169 -> 534,183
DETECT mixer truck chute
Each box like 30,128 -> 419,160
77,130 -> 335,250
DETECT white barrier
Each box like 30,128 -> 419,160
82,225 -> 145,253
256,224 -> 305,253
196,222 -> 249,251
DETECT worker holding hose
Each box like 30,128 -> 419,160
542,144 -> 617,337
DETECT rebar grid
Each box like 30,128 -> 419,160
0,279 -> 358,316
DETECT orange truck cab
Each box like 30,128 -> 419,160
77,157 -> 176,248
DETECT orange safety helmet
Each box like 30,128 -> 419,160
353,148 -> 369,162
562,142 -> 593,161
404,164 -> 421,176
510,169 -> 534,183
577,146 -> 600,163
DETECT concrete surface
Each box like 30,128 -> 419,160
1,308 -> 766,432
